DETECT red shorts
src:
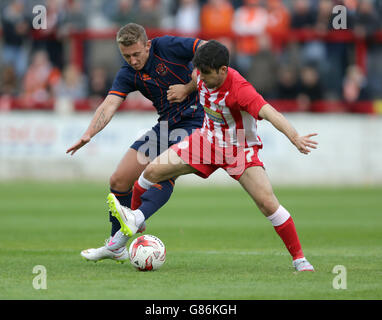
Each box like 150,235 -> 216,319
171,129 -> 264,181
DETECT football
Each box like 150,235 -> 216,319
128,235 -> 166,271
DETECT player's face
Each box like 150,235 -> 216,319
119,40 -> 151,70
199,66 -> 228,89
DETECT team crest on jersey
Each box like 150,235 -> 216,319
155,63 -> 168,76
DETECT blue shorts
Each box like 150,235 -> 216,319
130,117 -> 203,160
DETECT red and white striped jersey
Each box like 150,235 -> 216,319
197,67 -> 268,148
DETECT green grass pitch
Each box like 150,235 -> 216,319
1,181 -> 381,300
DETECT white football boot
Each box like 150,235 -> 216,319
293,257 -> 315,272
81,238 -> 129,263
81,224 -> 146,263
107,193 -> 142,237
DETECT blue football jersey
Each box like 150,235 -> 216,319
109,36 -> 204,126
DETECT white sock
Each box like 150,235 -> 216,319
133,209 -> 145,227
138,172 -> 155,190
266,205 -> 291,227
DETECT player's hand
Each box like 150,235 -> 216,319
66,134 -> 91,156
167,84 -> 188,103
293,133 -> 318,155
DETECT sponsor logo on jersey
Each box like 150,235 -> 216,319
203,106 -> 225,124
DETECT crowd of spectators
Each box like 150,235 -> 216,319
1,0 -> 382,112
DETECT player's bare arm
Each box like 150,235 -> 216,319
66,94 -> 123,156
259,104 -> 318,155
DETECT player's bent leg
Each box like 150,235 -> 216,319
238,166 -> 279,217
239,166 -> 314,271
130,148 -> 195,209
108,149 -> 195,237
145,148 -> 197,183
130,148 -> 195,210
128,149 -> 198,227
109,148 -> 149,232
81,149 -> 149,262
110,148 -> 150,192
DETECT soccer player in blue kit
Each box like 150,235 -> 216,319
66,23 -> 205,262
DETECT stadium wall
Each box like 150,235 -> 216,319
0,112 -> 381,186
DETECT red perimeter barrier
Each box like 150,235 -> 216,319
1,95 -> 376,114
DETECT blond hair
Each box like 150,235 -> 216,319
116,23 -> 148,47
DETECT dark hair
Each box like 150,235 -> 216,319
192,40 -> 230,73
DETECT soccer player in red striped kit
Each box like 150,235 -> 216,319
107,40 -> 318,271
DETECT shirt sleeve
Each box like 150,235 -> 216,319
235,82 -> 268,120
108,65 -> 135,99
157,36 -> 203,62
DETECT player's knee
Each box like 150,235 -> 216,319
143,164 -> 163,183
109,172 -> 133,191
257,193 -> 279,216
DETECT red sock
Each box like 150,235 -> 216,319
274,216 -> 304,260
131,180 -> 147,210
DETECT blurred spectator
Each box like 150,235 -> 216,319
343,0 -> 359,12
291,0 -> 316,28
339,0 -> 357,27
297,1 -> 336,88
200,0 -> 234,39
297,64 -> 324,111
112,0 -> 137,28
312,0 -> 347,99
84,0 -> 115,30
366,46 -> 382,99
276,65 -> 300,99
173,0 -> 200,36
59,0 -> 88,35
199,0 -> 243,9
376,0 -> 382,24
53,64 -> 88,100
32,0 -> 66,70
88,66 -> 112,108
0,0 -> 30,78
353,0 -> 379,38
233,0 -> 268,76
266,0 -> 291,52
343,65 -> 370,103
0,66 -> 18,96
21,50 -> 61,107
314,0 -> 334,33
134,0 -> 161,29
246,34 -> 279,99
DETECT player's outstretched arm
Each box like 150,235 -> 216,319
66,94 -> 123,156
258,104 -> 318,155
